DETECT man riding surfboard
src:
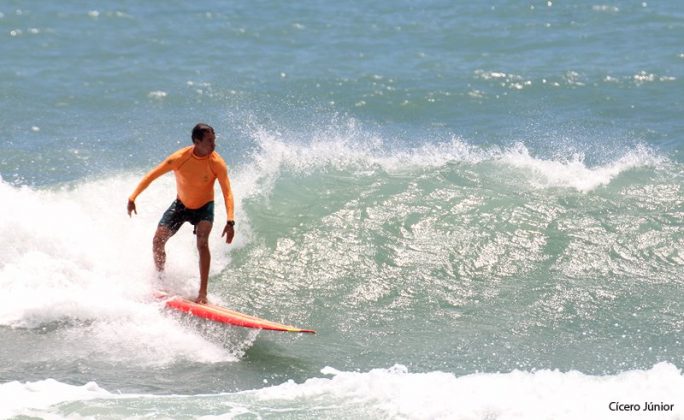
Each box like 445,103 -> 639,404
127,123 -> 235,304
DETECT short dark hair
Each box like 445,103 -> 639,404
191,123 -> 215,143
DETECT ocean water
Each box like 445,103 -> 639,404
1,1 -> 683,419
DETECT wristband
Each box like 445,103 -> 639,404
226,221 -> 235,227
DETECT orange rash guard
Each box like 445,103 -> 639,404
129,146 -> 235,220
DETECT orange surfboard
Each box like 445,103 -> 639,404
157,292 -> 315,334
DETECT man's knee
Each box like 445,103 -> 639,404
197,241 -> 209,252
195,222 -> 212,248
153,227 -> 172,248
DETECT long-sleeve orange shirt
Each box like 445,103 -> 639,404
129,146 -> 234,220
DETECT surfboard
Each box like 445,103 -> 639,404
156,292 -> 316,334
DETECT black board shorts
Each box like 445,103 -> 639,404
159,199 -> 214,234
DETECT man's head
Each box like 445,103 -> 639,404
191,123 -> 216,156
192,123 -> 215,144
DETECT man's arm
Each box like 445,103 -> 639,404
216,169 -> 234,221
213,155 -> 235,243
127,152 -> 180,216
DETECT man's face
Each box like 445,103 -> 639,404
195,131 -> 216,156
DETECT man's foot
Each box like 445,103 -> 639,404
153,272 -> 168,293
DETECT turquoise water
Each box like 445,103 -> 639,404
1,1 -> 683,418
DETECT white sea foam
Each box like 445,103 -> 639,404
2,363 -> 682,419
0,175 -> 248,365
592,5 -> 620,13
498,142 -> 663,192
248,363 -> 684,419
147,90 -> 168,99
244,125 -> 664,194
0,379 -> 110,419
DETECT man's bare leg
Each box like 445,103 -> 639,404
195,221 -> 213,303
153,226 -> 174,273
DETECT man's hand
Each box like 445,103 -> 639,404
195,293 -> 208,304
127,200 -> 137,217
222,223 -> 235,244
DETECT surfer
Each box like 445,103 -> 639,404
127,123 -> 235,304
